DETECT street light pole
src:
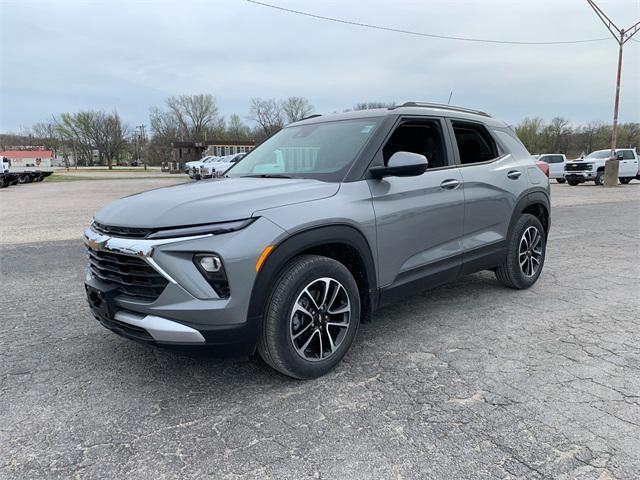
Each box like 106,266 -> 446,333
586,0 -> 639,187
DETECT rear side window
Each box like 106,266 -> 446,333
451,121 -> 499,165
542,155 -> 564,163
618,150 -> 635,160
491,129 -> 531,159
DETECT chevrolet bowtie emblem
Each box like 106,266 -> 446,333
87,238 -> 106,251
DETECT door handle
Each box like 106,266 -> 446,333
440,179 -> 460,190
507,170 -> 522,179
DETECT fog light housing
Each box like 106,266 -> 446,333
193,253 -> 230,298
198,255 -> 222,273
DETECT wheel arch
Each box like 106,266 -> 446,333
510,189 -> 551,238
246,224 -> 378,342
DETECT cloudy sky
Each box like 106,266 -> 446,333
1,0 -> 638,132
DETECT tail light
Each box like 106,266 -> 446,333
535,161 -> 550,177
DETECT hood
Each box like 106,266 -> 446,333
94,177 -> 339,228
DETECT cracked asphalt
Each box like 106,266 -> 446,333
1,181 -> 639,479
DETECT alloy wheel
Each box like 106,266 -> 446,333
519,226 -> 543,277
289,277 -> 351,362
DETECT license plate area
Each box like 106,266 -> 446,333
85,284 -> 117,321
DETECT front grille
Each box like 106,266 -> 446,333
92,221 -> 152,238
565,163 -> 592,172
88,249 -> 168,301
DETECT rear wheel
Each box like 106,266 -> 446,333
556,178 -> 566,184
258,255 -> 360,379
619,177 -> 632,185
495,214 -> 546,289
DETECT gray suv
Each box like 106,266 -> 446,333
84,102 -> 550,379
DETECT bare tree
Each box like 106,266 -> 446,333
31,121 -> 62,157
618,122 -> 640,148
53,110 -> 128,169
281,96 -> 313,123
580,121 -> 603,154
515,117 -> 545,153
55,112 -> 95,166
249,98 -> 284,137
227,113 -> 251,140
150,107 -> 180,140
165,94 -> 219,141
547,117 -> 571,153
98,112 -> 129,169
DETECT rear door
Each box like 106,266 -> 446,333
368,117 -> 464,292
617,150 -> 639,177
447,120 -> 529,273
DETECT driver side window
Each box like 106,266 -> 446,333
382,120 -> 448,169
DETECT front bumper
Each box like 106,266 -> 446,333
564,171 -> 595,181
83,217 -> 286,354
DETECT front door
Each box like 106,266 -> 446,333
368,118 -> 465,294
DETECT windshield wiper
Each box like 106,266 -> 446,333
241,174 -> 294,179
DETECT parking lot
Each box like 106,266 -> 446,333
1,179 -> 639,479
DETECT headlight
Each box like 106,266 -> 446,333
146,218 -> 255,240
193,253 -> 229,298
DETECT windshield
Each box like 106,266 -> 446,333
585,150 -> 611,159
226,118 -> 381,181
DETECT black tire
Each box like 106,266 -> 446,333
556,178 -> 566,184
18,175 -> 28,184
495,214 -> 546,289
567,181 -> 579,186
257,255 -> 361,379
0,178 -> 8,188
619,177 -> 632,185
594,170 -> 605,186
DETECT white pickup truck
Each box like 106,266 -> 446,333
564,148 -> 639,186
536,154 -> 567,183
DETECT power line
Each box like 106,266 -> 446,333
246,0 -> 612,45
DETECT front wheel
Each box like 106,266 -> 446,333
567,181 -> 579,186
258,255 -> 360,379
495,214 -> 546,289
556,178 -> 566,184
594,171 -> 605,186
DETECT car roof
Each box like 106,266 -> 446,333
289,102 -> 508,128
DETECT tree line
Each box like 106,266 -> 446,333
515,117 -> 639,157
1,95 -> 638,167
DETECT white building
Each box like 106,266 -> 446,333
0,150 -> 53,168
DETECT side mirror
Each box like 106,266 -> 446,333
369,151 -> 428,179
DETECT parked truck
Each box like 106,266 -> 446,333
564,148 -> 639,186
1,157 -> 53,187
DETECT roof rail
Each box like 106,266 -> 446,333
390,102 -> 491,117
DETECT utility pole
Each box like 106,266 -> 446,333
586,0 -> 639,187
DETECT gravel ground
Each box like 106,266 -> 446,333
0,178 -> 186,245
1,180 -> 639,479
